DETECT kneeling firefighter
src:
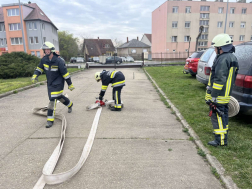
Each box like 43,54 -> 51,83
95,70 -> 125,111
31,42 -> 75,128
205,34 -> 239,147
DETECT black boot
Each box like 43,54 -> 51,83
110,107 -> 121,111
208,140 -> 227,147
68,103 -> 73,113
46,121 -> 53,128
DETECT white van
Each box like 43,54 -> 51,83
196,47 -> 216,85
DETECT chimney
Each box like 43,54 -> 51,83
98,37 -> 99,40
137,37 -> 139,41
28,1 -> 31,4
127,37 -> 128,43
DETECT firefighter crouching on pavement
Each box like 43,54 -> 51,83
205,34 -> 239,147
95,70 -> 125,111
31,42 -> 75,128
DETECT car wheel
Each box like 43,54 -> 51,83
117,61 -> 120,64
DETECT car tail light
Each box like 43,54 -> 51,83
235,74 -> 245,87
204,67 -> 211,75
244,75 -> 252,88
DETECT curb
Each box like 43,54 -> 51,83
0,69 -> 84,99
144,68 -> 238,189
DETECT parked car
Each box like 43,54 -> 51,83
88,57 -> 93,62
76,57 -> 84,63
120,57 -> 127,62
183,51 -> 205,76
231,42 -> 252,113
105,56 -> 122,64
196,47 -> 216,85
93,57 -> 100,63
70,57 -> 76,63
126,56 -> 134,62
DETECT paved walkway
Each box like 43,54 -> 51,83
0,68 -> 223,188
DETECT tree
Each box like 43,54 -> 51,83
112,38 -> 124,48
58,31 -> 79,61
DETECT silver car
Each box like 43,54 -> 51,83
196,47 -> 216,85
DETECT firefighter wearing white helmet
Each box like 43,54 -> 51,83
31,41 -> 75,128
95,70 -> 125,111
205,34 -> 239,147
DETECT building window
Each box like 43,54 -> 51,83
218,7 -> 224,14
200,13 -> 209,19
7,9 -> 19,16
103,44 -> 110,48
201,27 -> 209,33
217,21 -> 223,28
241,22 -> 246,28
200,34 -> 208,40
242,8 -> 246,14
200,20 -> 209,26
251,36 -> 252,41
42,23 -> 45,30
33,22 -> 37,30
173,6 -> 178,13
29,37 -> 33,44
4,38 -> 7,45
31,51 -> 35,56
173,50 -> 176,52
28,22 -> 32,30
11,37 -> 22,45
43,37 -> 46,43
200,6 -> 210,11
131,49 -> 136,53
185,7 -> 191,13
0,39 -> 3,46
184,36 -> 190,42
0,25 -> 2,32
185,21 -> 190,28
36,51 -> 41,58
9,23 -> 21,31
198,41 -> 208,46
239,35 -> 245,41
143,49 -> 147,52
229,22 -> 234,28
172,36 -> 177,42
230,8 -> 235,14
34,37 -> 39,44
172,21 -> 178,28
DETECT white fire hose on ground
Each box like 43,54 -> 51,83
33,107 -> 102,188
228,96 -> 240,117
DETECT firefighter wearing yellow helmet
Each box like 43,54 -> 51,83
31,41 -> 75,128
205,34 -> 239,147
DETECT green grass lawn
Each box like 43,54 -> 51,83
0,68 -> 81,94
145,66 -> 252,189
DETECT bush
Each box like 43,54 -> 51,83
0,52 -> 41,79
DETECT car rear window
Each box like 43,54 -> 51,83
234,45 -> 252,75
200,48 -> 215,63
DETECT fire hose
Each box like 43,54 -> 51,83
33,106 -> 102,188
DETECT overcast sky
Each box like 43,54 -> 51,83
2,0 -> 239,43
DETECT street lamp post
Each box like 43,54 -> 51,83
19,0 -> 27,53
224,0 -> 229,33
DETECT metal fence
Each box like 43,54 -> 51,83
150,52 -> 194,61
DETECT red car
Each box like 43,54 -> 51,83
183,51 -> 204,76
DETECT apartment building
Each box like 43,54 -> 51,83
152,0 -> 252,53
0,2 -> 59,57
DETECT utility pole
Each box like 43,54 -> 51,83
19,0 -> 27,53
195,26 -> 204,52
188,37 -> 191,57
224,0 -> 229,33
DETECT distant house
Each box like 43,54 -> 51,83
117,37 -> 151,60
141,34 -> 152,51
83,37 -> 115,61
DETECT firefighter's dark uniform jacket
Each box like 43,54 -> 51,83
33,54 -> 72,100
205,52 -> 239,105
99,70 -> 125,98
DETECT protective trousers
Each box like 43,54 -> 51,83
47,95 -> 73,123
112,87 -> 122,110
211,105 -> 229,145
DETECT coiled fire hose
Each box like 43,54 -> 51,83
228,96 -> 240,117
33,107 -> 102,188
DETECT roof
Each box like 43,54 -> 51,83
0,7 -> 4,22
84,39 -> 115,56
118,39 -> 151,49
24,3 -> 58,30
144,34 -> 152,43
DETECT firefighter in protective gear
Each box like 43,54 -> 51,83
205,34 -> 239,147
32,41 -> 75,128
95,70 -> 125,111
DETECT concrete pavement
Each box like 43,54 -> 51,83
0,68 -> 223,189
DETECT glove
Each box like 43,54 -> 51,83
68,84 -> 75,91
99,95 -> 103,100
31,75 -> 38,84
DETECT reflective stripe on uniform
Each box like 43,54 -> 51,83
32,74 -> 37,79
213,83 -> 223,90
110,71 -> 118,78
36,67 -> 43,73
51,90 -> 63,98
112,80 -> 125,87
63,72 -> 70,79
67,101 -> 73,108
225,67 -> 233,97
114,91 -> 121,108
43,64 -> 49,71
102,85 -> 108,90
208,73 -> 212,86
217,114 -> 225,145
51,68 -> 58,71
